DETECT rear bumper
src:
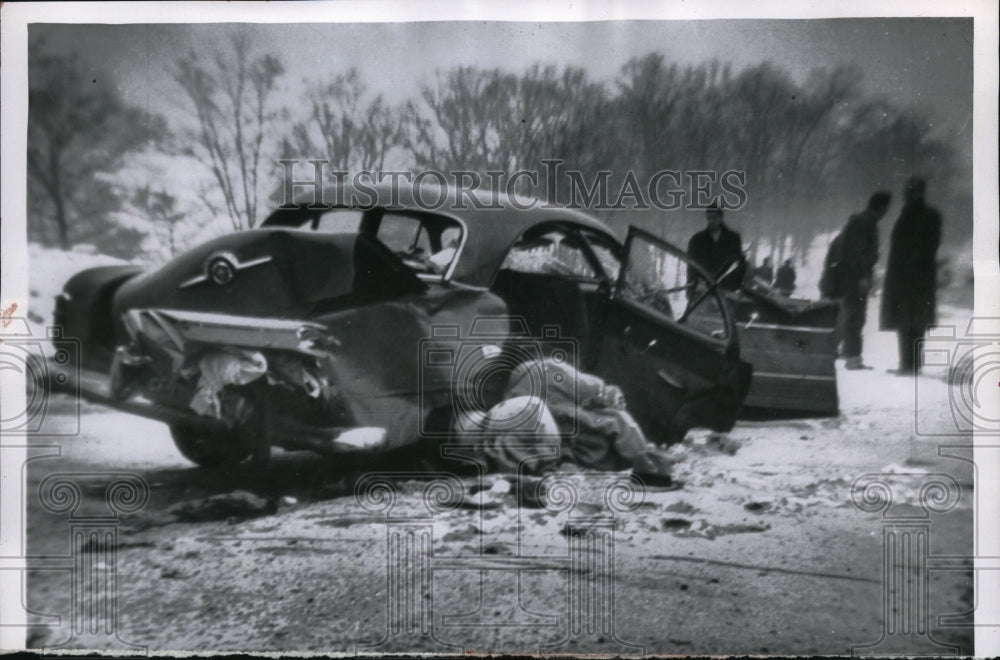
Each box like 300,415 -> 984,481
51,363 -> 387,455
53,363 -> 227,434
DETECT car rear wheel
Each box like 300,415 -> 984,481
169,387 -> 270,468
169,425 -> 251,468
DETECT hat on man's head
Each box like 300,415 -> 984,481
868,190 -> 891,209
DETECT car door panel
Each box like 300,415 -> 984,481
590,226 -> 747,442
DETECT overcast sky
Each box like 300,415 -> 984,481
32,18 -> 973,168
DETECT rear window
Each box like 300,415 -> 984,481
375,212 -> 463,277
316,209 -> 363,233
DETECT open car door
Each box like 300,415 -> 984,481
591,226 -> 751,444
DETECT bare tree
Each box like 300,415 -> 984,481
506,64 -> 612,177
404,63 -> 611,203
174,33 -> 284,230
287,69 -> 404,172
27,49 -> 164,249
615,54 -> 686,174
405,66 -> 519,173
129,187 -> 188,259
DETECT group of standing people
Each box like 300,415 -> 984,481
685,176 -> 942,376
824,177 -> 942,373
750,256 -> 797,297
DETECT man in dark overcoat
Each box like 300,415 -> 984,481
880,177 -> 942,374
774,259 -> 796,296
838,191 -> 891,369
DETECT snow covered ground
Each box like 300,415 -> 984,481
25,350 -> 976,652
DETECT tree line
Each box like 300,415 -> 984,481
28,34 -> 965,265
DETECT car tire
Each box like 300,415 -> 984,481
169,424 -> 251,468
169,387 -> 272,468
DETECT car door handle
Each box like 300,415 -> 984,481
657,368 -> 685,390
623,327 -> 658,354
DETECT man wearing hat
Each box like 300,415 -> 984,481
880,177 -> 942,375
686,201 -> 747,294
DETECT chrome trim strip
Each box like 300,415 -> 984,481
237,255 -> 273,269
741,322 -> 835,334
179,274 -> 208,289
751,371 -> 837,382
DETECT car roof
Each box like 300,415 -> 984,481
268,181 -> 621,287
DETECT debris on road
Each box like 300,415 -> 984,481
167,490 -> 276,523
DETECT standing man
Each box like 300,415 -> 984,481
774,259 -> 797,296
752,256 -> 774,287
687,201 -> 747,294
838,191 -> 892,370
880,177 -> 942,375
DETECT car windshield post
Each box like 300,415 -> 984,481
577,228 -> 622,284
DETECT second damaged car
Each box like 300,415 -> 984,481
54,183 -> 752,467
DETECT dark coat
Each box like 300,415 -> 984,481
839,208 -> 881,295
687,223 -> 747,291
774,264 -> 796,292
879,200 -> 941,331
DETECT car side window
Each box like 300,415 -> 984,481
374,212 -> 463,276
501,228 -> 597,279
315,209 -> 364,233
377,214 -> 433,255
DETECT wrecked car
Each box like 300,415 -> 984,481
54,183 -> 752,467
